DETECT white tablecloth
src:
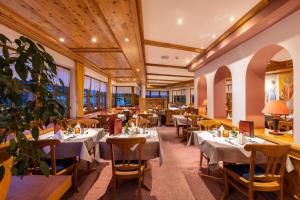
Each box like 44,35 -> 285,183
191,131 -> 294,172
39,128 -> 106,163
172,115 -> 192,126
99,129 -> 163,165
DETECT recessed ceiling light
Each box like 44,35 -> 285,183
186,59 -> 190,63
230,16 -> 235,22
192,54 -> 196,57
201,46 -> 204,49
212,34 -> 216,39
177,18 -> 183,25
59,38 -> 64,42
137,68 -> 140,72
124,38 -> 129,42
91,37 -> 97,43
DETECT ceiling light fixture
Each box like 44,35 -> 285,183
177,18 -> 183,25
192,54 -> 196,57
186,59 -> 190,63
212,34 -> 216,39
137,68 -> 140,72
59,38 -> 64,42
201,46 -> 204,49
124,38 -> 129,42
230,16 -> 235,22
91,37 -> 97,43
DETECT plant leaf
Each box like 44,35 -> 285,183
31,126 -> 39,141
40,161 -> 50,176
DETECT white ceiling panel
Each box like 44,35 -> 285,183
147,66 -> 193,76
142,0 -> 260,48
147,75 -> 193,81
145,45 -> 198,66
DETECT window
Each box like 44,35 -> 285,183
190,88 -> 194,105
173,90 -> 186,105
0,65 -> 71,117
112,86 -> 117,107
84,76 -> 107,113
116,87 -> 132,107
134,87 -> 140,106
100,82 -> 107,109
145,90 -> 169,102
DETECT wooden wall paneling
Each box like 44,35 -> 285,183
1,0 -> 118,48
139,98 -> 167,110
96,0 -> 145,83
75,62 -> 85,117
0,2 -> 109,77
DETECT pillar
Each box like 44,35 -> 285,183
75,62 -> 84,118
107,78 -> 112,110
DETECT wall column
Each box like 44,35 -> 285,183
75,62 -> 84,118
141,84 -> 146,98
107,78 -> 112,110
131,86 -> 135,106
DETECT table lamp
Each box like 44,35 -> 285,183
262,100 -> 289,135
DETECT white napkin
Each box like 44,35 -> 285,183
218,125 -> 225,133
131,122 -> 135,128
54,129 -> 64,140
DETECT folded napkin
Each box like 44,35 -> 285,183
54,129 -> 64,140
218,125 -> 225,133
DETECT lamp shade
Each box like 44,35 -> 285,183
202,99 -> 208,106
262,100 -> 290,115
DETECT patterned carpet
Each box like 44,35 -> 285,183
64,127 -> 278,200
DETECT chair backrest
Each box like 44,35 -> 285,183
76,118 -> 99,128
128,118 -> 150,128
139,113 -> 152,120
244,144 -> 290,183
187,115 -> 200,126
198,120 -> 221,130
114,119 -> 123,135
28,139 -> 61,175
106,137 -> 146,172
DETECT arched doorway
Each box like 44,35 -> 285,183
214,66 -> 232,119
197,75 -> 207,106
246,45 -> 294,128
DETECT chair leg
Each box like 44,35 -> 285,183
200,151 -> 203,168
224,172 -> 229,199
138,176 -> 142,200
72,165 -> 78,193
248,188 -> 254,200
112,176 -> 117,200
278,182 -> 284,200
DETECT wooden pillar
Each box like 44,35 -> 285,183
75,62 -> 84,118
107,78 -> 112,110
131,86 -> 135,106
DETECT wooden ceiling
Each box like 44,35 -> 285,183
0,0 -> 145,84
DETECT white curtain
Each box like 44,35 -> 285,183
55,67 -> 70,86
117,86 -> 131,94
134,87 -> 140,95
101,82 -> 107,92
91,78 -> 100,91
112,86 -> 117,94
190,88 -> 194,95
84,76 -> 91,90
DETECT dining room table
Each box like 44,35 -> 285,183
172,114 -> 193,136
99,128 -> 163,165
38,128 -> 106,163
190,130 -> 295,173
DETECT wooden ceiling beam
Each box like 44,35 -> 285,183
70,48 -> 122,52
166,80 -> 194,88
144,39 -> 205,53
147,78 -> 180,82
101,68 -> 132,70
146,63 -> 186,69
147,73 -> 193,78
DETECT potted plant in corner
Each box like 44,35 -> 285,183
0,34 -> 65,198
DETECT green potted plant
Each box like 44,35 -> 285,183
0,34 -> 65,198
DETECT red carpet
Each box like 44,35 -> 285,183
66,127 -> 278,200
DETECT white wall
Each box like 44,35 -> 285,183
194,10 -> 300,143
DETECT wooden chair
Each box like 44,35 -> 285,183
128,118 -> 150,128
183,115 -> 201,142
106,137 -> 146,200
28,139 -> 78,192
76,118 -> 99,128
197,119 -> 221,131
223,144 -> 290,200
